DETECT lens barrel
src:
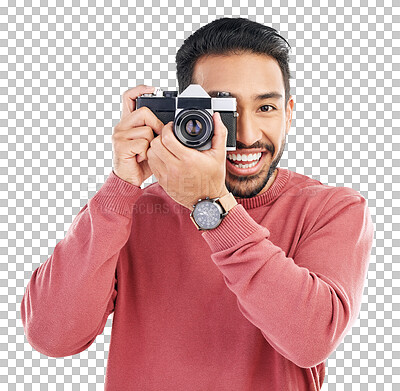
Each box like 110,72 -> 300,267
174,109 -> 213,148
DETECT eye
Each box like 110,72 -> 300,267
259,105 -> 275,112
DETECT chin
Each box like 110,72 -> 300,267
225,138 -> 285,198
225,164 -> 275,199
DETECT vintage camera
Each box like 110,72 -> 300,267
136,84 -> 237,151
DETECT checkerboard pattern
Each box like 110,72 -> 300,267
2,0 -> 398,389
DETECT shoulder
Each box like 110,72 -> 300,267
280,171 -> 374,247
282,169 -> 367,205
279,170 -> 371,230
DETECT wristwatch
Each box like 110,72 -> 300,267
190,192 -> 238,230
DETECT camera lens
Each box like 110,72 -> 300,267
174,109 -> 213,149
184,119 -> 203,137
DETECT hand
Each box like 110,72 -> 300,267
112,85 -> 164,187
147,112 -> 229,210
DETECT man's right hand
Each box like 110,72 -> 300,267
112,85 -> 165,187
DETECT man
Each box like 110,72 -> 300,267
21,17 -> 374,390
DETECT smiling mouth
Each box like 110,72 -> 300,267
227,151 -> 262,167
226,151 -> 268,175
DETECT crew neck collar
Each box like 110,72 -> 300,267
234,167 -> 290,209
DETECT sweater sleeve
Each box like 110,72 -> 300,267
201,189 -> 374,368
20,170 -> 143,358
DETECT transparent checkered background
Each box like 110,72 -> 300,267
1,0 -> 398,390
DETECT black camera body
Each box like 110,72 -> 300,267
136,84 -> 237,151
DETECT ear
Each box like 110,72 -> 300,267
285,96 -> 294,135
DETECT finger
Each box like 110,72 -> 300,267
210,112 -> 228,153
122,106 -> 164,136
147,147 -> 166,180
160,122 -> 191,160
121,85 -> 155,119
130,139 -> 150,162
114,138 -> 150,161
113,125 -> 155,145
150,134 -> 180,164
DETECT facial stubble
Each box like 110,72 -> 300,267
225,136 -> 287,199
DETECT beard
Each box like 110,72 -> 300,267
225,136 -> 286,199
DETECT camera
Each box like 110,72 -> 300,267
136,84 -> 238,151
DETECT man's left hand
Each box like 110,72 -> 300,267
147,112 -> 229,211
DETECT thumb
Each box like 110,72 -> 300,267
211,112 -> 227,152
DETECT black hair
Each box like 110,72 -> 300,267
175,17 -> 292,107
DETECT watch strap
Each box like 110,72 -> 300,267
217,192 -> 238,214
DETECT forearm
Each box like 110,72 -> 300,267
202,200 -> 373,368
20,171 -> 142,357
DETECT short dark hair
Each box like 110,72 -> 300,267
176,17 -> 292,107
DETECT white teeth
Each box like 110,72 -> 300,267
227,152 -> 264,169
230,161 -> 258,169
227,152 -> 262,162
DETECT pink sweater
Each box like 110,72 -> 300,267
21,167 -> 374,390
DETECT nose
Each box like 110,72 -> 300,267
235,110 -> 263,147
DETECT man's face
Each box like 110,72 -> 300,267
192,52 -> 294,198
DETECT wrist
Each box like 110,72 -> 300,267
185,185 -> 230,211
112,170 -> 142,188
189,192 -> 238,231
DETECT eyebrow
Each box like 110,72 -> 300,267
207,90 -> 283,101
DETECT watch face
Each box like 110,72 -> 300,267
193,200 -> 222,230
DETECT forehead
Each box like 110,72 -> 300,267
192,52 -> 285,98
